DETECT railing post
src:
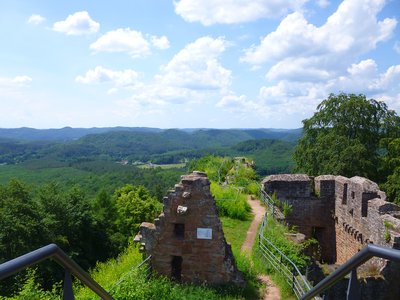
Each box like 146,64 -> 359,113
346,268 -> 361,300
63,269 -> 74,300
292,268 -> 295,291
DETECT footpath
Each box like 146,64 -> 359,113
241,195 -> 281,300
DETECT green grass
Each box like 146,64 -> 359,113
221,216 -> 252,254
211,183 -> 251,221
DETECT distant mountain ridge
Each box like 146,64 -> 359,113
0,127 -> 301,142
0,127 -> 163,141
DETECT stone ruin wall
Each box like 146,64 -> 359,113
135,171 -> 244,287
262,174 -> 400,266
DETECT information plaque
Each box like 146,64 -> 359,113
197,228 -> 212,240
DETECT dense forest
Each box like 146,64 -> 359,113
0,128 -> 298,177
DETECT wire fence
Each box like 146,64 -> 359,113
108,255 -> 152,294
258,189 -> 317,299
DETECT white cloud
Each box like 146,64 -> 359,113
174,0 -> 307,26
12,76 -> 33,85
90,28 -> 165,57
329,60 -> 400,94
233,0 -> 399,120
27,14 -> 45,25
76,66 -> 140,92
53,11 -> 99,35
151,35 -> 170,49
159,36 -> 231,91
266,57 -> 332,82
116,36 -> 233,114
242,0 -> 396,66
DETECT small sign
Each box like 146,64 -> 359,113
197,228 -> 212,240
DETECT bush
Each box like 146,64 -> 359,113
244,181 -> 260,195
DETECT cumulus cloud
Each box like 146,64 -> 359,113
174,0 -> 307,25
116,36 -> 232,113
76,66 -> 140,92
252,61 -> 400,121
151,35 -> 170,49
329,60 -> 400,94
90,28 -> 169,57
27,14 -> 45,25
242,0 -> 396,67
233,0 -> 399,120
53,11 -> 99,35
158,36 -> 231,91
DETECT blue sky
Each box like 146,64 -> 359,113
0,0 -> 399,129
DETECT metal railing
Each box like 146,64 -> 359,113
299,244 -> 400,300
0,243 -> 113,300
258,213 -> 315,299
259,189 -> 284,219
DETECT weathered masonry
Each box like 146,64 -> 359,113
135,171 -> 244,286
262,174 -> 400,265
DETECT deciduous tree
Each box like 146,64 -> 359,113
294,93 -> 400,183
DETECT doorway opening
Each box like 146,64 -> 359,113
171,256 -> 182,281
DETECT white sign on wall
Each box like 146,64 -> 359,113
197,228 -> 212,240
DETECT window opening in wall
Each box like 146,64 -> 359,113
171,256 -> 182,281
342,183 -> 348,204
362,198 -> 368,217
351,191 -> 355,199
174,223 -> 185,239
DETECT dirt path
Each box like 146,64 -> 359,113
242,196 -> 281,300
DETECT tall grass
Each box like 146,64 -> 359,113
262,216 -> 308,271
210,182 -> 251,220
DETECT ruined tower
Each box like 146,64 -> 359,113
135,171 -> 245,286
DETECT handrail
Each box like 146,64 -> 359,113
299,244 -> 400,300
258,212 -> 315,299
0,243 -> 113,300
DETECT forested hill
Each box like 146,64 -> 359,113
0,127 -> 301,142
0,127 -> 299,175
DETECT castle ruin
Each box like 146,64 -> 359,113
135,171 -> 244,287
262,174 -> 400,267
